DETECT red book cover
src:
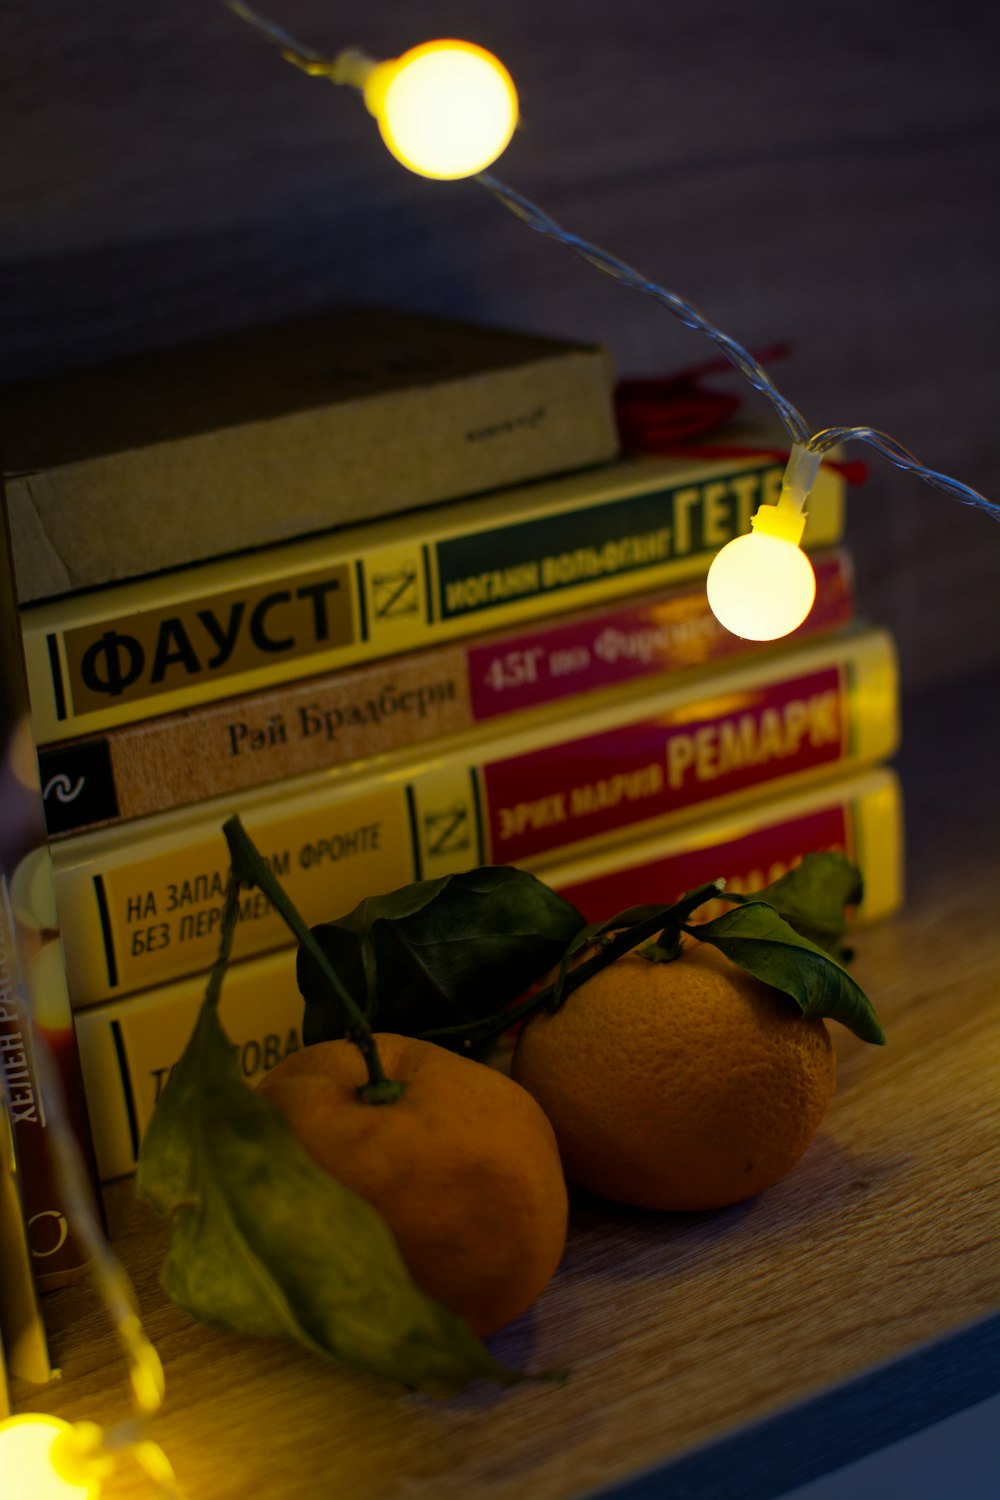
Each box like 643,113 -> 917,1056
556,802 -> 852,923
467,550 -> 853,720
484,663 -> 849,866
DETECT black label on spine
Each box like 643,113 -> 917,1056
38,740 -> 119,835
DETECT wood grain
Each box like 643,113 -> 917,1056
13,673 -> 1000,1499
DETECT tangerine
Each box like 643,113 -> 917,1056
257,1032 -> 568,1335
511,937 -> 836,1211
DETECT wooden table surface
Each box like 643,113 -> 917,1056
13,673 -> 1000,1500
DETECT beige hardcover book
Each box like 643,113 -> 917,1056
4,307 -> 619,604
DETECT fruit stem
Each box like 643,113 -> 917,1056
223,816 -> 405,1102
422,880 -> 724,1049
542,879 -> 724,1005
204,864 -> 243,1012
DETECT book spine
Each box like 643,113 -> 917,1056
0,1058 -> 54,1384
74,947 -> 307,1182
38,549 -> 855,838
22,451 -> 845,744
545,765 -> 904,928
72,766 -> 903,1183
53,627 -> 898,1009
0,893 -> 68,1287
0,505 -> 97,1286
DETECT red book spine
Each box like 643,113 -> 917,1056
552,802 -> 852,923
467,550 -> 852,720
484,663 -> 848,865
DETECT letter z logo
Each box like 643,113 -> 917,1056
423,803 -> 471,857
371,567 -> 419,620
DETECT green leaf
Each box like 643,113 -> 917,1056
298,867 -> 585,1048
136,973 -> 522,1396
417,882 -> 725,1049
727,852 -> 864,959
689,901 -> 885,1045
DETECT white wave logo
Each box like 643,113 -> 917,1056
43,773 -> 86,804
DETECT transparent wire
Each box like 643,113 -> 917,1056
477,174 -> 1000,521
227,2 -> 371,83
807,425 -> 997,512
477,174 -> 813,447
228,2 -> 999,521
228,2 -> 322,64
36,1055 -> 158,1409
27,989 -> 186,1496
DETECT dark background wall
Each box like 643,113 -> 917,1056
3,1 -> 999,691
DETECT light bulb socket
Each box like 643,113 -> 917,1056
361,56 -> 395,115
52,1422 -> 115,1492
778,442 -> 823,514
750,502 -> 806,546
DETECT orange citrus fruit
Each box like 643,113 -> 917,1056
511,937 -> 836,1211
257,1033 -> 568,1335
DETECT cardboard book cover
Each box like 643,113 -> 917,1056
2,307 -> 619,604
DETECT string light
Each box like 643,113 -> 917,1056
473,175 -> 1000,636
229,2 -> 1000,640
0,1415 -> 110,1500
364,42 -> 518,180
228,5 -> 517,179
1,979 -> 181,1496
706,444 -> 818,640
0,1411 -> 181,1500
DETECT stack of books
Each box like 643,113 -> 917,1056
4,309 -> 902,1189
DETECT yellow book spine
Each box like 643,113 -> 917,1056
38,549 -> 855,840
54,626 -> 896,1009
542,766 -> 904,927
23,449 -> 845,743
73,948 -> 306,1181
72,765 -> 902,1183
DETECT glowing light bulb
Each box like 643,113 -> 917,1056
707,526 -> 817,640
363,40 -> 518,179
707,443 -> 822,640
0,1416 -> 106,1500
